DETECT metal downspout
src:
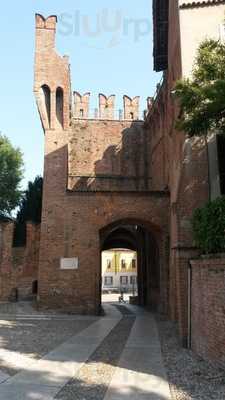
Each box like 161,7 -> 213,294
187,262 -> 192,349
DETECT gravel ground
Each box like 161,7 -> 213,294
0,301 -> 43,315
0,318 -> 95,376
56,308 -> 135,400
156,315 -> 225,400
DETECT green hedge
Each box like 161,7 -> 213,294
192,196 -> 225,254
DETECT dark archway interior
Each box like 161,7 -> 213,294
56,87 -> 64,127
41,84 -> 51,127
100,221 -> 160,310
32,280 -> 38,295
102,227 -> 137,251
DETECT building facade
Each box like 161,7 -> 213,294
102,249 -> 137,292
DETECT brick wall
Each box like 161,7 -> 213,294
144,1 -> 211,344
38,158 -> 170,313
191,258 -> 225,370
68,119 -> 151,192
0,222 -> 40,301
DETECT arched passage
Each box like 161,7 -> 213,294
99,219 -> 162,311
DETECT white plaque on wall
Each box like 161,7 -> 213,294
60,258 -> 79,270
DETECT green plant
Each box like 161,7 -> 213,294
174,39 -> 225,137
0,134 -> 24,216
13,176 -> 43,247
192,196 -> 225,254
16,175 -> 43,224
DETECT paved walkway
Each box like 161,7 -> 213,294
105,312 -> 171,400
0,303 -> 171,400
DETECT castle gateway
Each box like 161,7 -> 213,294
34,14 -> 170,315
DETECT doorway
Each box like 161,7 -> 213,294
100,219 -> 161,310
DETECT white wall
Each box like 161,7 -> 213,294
180,3 -> 225,77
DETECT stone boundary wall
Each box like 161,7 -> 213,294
0,222 -> 40,301
190,258 -> 225,369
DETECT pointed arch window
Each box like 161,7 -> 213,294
40,85 -> 51,128
56,87 -> 64,128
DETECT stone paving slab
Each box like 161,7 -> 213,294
0,383 -> 58,400
103,303 -> 122,318
0,315 -> 121,400
126,317 -> 161,349
104,315 -> 171,400
56,311 -> 135,400
0,371 -> 9,384
0,314 -> 99,321
0,301 -> 99,321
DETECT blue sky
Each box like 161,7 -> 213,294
0,0 -> 161,188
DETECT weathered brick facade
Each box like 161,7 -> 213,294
149,0 -> 225,347
190,258 -> 225,370
68,119 -> 150,192
0,222 -> 40,301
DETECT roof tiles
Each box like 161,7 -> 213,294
180,0 -> 225,8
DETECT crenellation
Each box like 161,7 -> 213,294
73,92 -> 90,119
44,15 -> 58,30
35,14 -> 57,30
35,14 -> 46,29
123,95 -> 140,120
147,97 -> 154,110
72,93 -> 142,120
99,94 -> 115,120
35,14 -> 57,52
